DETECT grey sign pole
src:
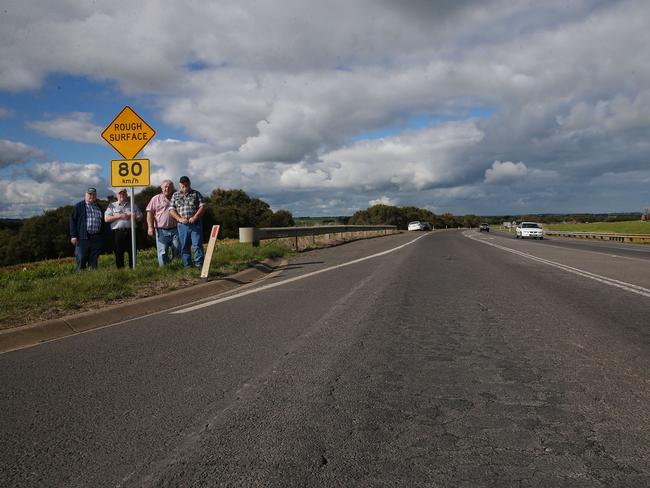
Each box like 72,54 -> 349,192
130,187 -> 137,269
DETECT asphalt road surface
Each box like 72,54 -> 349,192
1,230 -> 649,487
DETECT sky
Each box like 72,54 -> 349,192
1,0 -> 649,218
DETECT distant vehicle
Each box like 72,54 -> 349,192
408,221 -> 426,231
516,222 -> 544,239
422,222 -> 433,231
479,223 -> 490,232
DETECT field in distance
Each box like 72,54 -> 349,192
544,220 -> 650,234
294,216 -> 348,226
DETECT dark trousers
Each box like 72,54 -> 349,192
76,234 -> 104,270
113,228 -> 133,269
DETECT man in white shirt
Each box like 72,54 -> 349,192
105,189 -> 143,269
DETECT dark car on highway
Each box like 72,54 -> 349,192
479,223 -> 490,232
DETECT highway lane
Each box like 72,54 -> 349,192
493,228 -> 650,261
470,230 -> 650,295
1,231 -> 649,487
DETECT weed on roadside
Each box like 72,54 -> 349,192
0,242 -> 292,329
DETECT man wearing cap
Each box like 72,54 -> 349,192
69,187 -> 108,270
169,176 -> 206,268
146,179 -> 180,266
105,189 -> 143,269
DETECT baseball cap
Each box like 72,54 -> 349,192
179,176 -> 190,184
86,187 -> 97,194
118,189 -> 128,194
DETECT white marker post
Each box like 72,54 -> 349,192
200,225 -> 221,279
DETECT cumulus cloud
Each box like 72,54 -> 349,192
274,121 -> 484,192
140,121 -> 484,199
0,180 -> 58,212
142,138 -> 247,192
142,139 -> 213,179
2,0 -> 650,216
556,91 -> 650,133
369,196 -> 398,206
0,107 -> 12,119
0,139 -> 44,168
484,160 -> 528,183
26,112 -> 103,144
315,122 -> 485,191
27,161 -> 104,184
0,162 -> 108,217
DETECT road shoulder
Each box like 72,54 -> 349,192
0,258 -> 287,354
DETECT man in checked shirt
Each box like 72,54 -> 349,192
169,176 -> 206,268
69,187 -> 108,270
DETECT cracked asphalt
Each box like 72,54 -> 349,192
1,231 -> 649,487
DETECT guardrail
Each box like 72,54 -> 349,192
239,225 -> 398,250
544,231 -> 650,244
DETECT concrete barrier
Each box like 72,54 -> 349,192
239,225 -> 398,250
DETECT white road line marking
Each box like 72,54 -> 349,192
536,240 -> 642,261
172,233 -> 430,314
466,232 -> 650,298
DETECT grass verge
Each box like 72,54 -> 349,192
0,240 -> 291,330
544,221 -> 650,234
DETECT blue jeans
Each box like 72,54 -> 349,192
76,234 -> 104,270
155,228 -> 180,266
177,222 -> 203,268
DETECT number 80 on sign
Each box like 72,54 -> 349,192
111,159 -> 150,187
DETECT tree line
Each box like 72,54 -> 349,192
481,213 -> 642,225
348,204 -> 481,230
1,190 -> 642,267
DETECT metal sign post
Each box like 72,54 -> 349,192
130,187 -> 137,269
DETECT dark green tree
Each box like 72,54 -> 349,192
366,204 -> 403,226
0,227 -> 19,266
349,205 -> 436,230
439,213 -> 459,228
348,209 -> 370,225
262,209 -> 295,227
206,189 -> 275,238
5,206 -> 72,264
462,214 -> 481,228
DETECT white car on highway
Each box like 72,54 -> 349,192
516,222 -> 544,239
408,221 -> 426,231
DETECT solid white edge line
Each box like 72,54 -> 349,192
172,233 -> 430,314
465,232 -> 650,298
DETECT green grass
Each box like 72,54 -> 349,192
0,240 -> 292,329
544,221 -> 650,234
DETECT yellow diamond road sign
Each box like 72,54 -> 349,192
102,106 -> 156,159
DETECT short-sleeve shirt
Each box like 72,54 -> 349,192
146,193 -> 176,229
105,200 -> 142,230
170,189 -> 205,219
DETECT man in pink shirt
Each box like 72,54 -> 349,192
146,179 -> 180,266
